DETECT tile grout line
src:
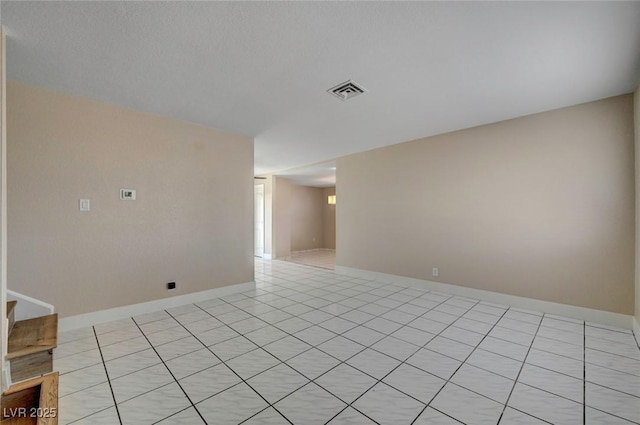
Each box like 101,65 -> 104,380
207,276 -> 460,425
264,262 -> 604,416
323,302 -> 563,424
211,281 -> 431,425
331,289 -> 638,410
584,346 -> 640,363
87,303 -> 634,423
496,312 -> 546,424
261,284 -> 440,422
130,317 -> 208,425
585,404 -> 640,424
59,260 -> 640,425
406,303 -> 510,425
92,326 -> 124,425
235,268 -> 589,424
231,285 -> 501,425
254,261 -> 640,421
314,288 -> 467,424
166,309 -> 296,425
85,304 -> 636,359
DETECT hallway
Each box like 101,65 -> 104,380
287,250 -> 336,270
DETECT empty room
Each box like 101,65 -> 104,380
1,2 -> 639,425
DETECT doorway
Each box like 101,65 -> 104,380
254,184 -> 265,257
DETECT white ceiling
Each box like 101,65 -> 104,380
276,161 -> 336,188
2,2 -> 640,185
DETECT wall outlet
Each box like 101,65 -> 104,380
167,282 -> 176,291
432,267 -> 439,277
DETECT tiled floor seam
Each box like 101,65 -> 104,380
56,358 -> 102,377
55,345 -> 100,360
443,321 -> 635,393
67,406 -> 115,425
585,345 -> 640,362
312,294 -> 466,425
87,327 -> 123,425
131,316 -> 209,425
497,312 -> 546,424
404,304 -> 512,424
102,361 -> 166,398
165,308 -> 297,425
317,293 -> 467,423
225,280 -> 435,422
585,398 -> 640,425
227,274 -> 429,350
194,313 -> 312,362
60,259 -> 640,425
210,279 -> 460,425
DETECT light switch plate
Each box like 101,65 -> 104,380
79,199 -> 90,212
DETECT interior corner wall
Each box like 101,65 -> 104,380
322,187 -> 336,250
337,94 -> 635,315
7,81 -> 254,318
635,85 -> 640,326
272,176 -> 292,258
290,184 -> 324,252
0,27 -> 7,391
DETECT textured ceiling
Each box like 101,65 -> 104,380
2,2 -> 640,183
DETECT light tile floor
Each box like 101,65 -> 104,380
286,250 -> 336,270
54,259 -> 640,425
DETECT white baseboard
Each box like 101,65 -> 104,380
336,266 -> 633,330
7,289 -> 55,321
633,317 -> 640,347
291,248 -> 336,255
59,281 -> 255,332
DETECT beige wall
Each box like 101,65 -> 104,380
290,184 -> 324,252
7,81 -> 254,318
338,95 -> 635,314
635,86 -> 640,325
269,178 -> 335,257
322,187 -> 336,250
273,176 -> 292,258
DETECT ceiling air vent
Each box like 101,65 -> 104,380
328,80 -> 367,101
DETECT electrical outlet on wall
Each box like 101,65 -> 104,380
167,282 -> 176,291
432,267 -> 439,277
